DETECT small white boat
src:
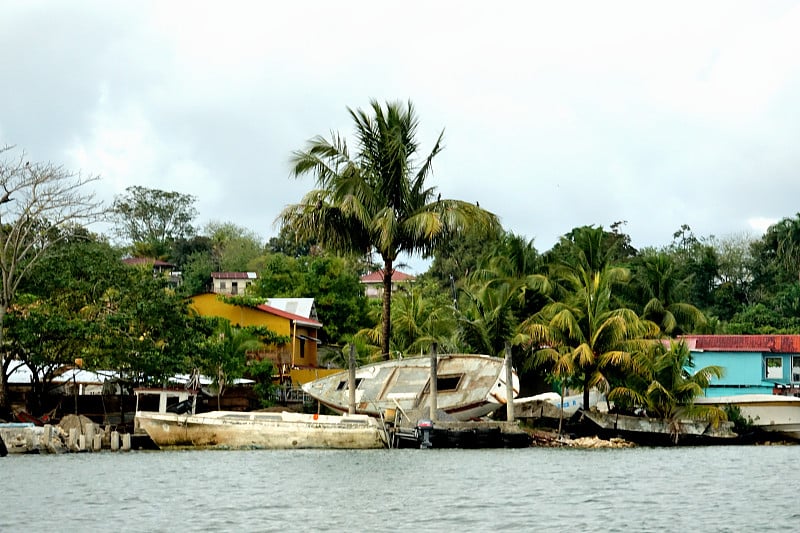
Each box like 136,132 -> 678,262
514,390 -> 605,419
134,410 -> 388,449
695,394 -> 800,441
302,353 -> 519,421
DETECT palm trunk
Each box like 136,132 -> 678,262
381,259 -> 393,360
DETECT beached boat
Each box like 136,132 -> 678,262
694,394 -> 800,441
134,410 -> 388,449
302,353 -> 519,421
582,411 -> 737,445
514,389 -> 605,419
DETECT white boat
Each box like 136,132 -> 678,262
301,353 -> 519,421
514,390 -> 605,419
694,394 -> 800,441
134,410 -> 388,449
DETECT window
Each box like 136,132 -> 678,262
436,375 -> 463,392
793,357 -> 800,382
231,282 -> 238,295
765,357 -> 783,380
219,281 -> 227,290
336,378 -> 363,391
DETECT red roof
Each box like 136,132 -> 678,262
679,335 -> 800,353
360,269 -> 416,283
211,272 -> 256,279
255,304 -> 322,328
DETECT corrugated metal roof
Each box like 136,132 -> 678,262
679,335 -> 800,353
360,269 -> 416,283
211,272 -> 257,279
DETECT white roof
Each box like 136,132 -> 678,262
266,298 -> 317,320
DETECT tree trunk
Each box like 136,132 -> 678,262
381,259 -> 393,360
0,303 -> 8,415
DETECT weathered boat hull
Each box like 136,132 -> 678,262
514,390 -> 604,419
695,394 -> 800,441
135,410 -> 388,450
582,411 -> 737,446
302,354 -> 519,421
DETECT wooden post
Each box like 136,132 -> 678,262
429,344 -> 438,422
122,433 -> 131,451
92,434 -> 102,451
505,343 -> 515,423
111,430 -> 120,451
348,344 -> 357,415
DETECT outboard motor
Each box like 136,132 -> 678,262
416,419 -> 434,449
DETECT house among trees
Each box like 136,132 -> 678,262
360,269 -> 415,299
681,335 -> 800,397
122,257 -> 181,286
211,271 -> 257,296
188,293 -> 333,385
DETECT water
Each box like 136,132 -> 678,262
1,446 -> 797,532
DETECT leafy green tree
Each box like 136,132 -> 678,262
0,146 -> 103,414
280,100 -> 499,360
205,221 -> 265,272
111,185 -> 197,258
199,319 -> 263,409
772,214 -> 800,283
252,253 -> 371,344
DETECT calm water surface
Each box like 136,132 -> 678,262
2,446 -> 797,532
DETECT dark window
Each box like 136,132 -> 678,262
436,375 -> 462,392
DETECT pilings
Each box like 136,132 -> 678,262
0,420 -> 133,454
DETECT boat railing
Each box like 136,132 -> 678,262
271,386 -> 313,405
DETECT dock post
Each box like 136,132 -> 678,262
78,434 -> 86,451
429,344 -> 438,422
122,433 -> 131,451
111,430 -> 120,451
92,434 -> 102,451
348,344 -> 357,415
85,423 -> 95,452
68,427 -> 78,452
504,343 -> 515,423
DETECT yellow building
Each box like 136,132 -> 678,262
189,293 -> 335,384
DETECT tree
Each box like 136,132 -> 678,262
630,251 -> 707,335
0,147 -> 103,414
608,341 -> 726,426
517,226 -> 654,409
199,319 -> 263,410
204,221 -> 265,272
280,100 -> 499,359
773,214 -> 800,283
111,185 -> 197,258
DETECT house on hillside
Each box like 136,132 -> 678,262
211,272 -> 257,296
360,269 -> 415,299
122,257 -> 181,286
680,335 -> 800,397
189,294 -> 333,385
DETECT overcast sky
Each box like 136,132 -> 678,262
3,1 -> 800,273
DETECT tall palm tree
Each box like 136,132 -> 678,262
280,100 -> 498,359
773,214 -> 800,283
517,264 -> 655,410
632,251 -> 707,335
517,226 -> 655,409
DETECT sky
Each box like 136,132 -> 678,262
2,1 -> 800,274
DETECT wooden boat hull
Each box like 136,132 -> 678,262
301,354 -> 519,421
582,411 -> 737,445
135,411 -> 388,450
695,394 -> 800,441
